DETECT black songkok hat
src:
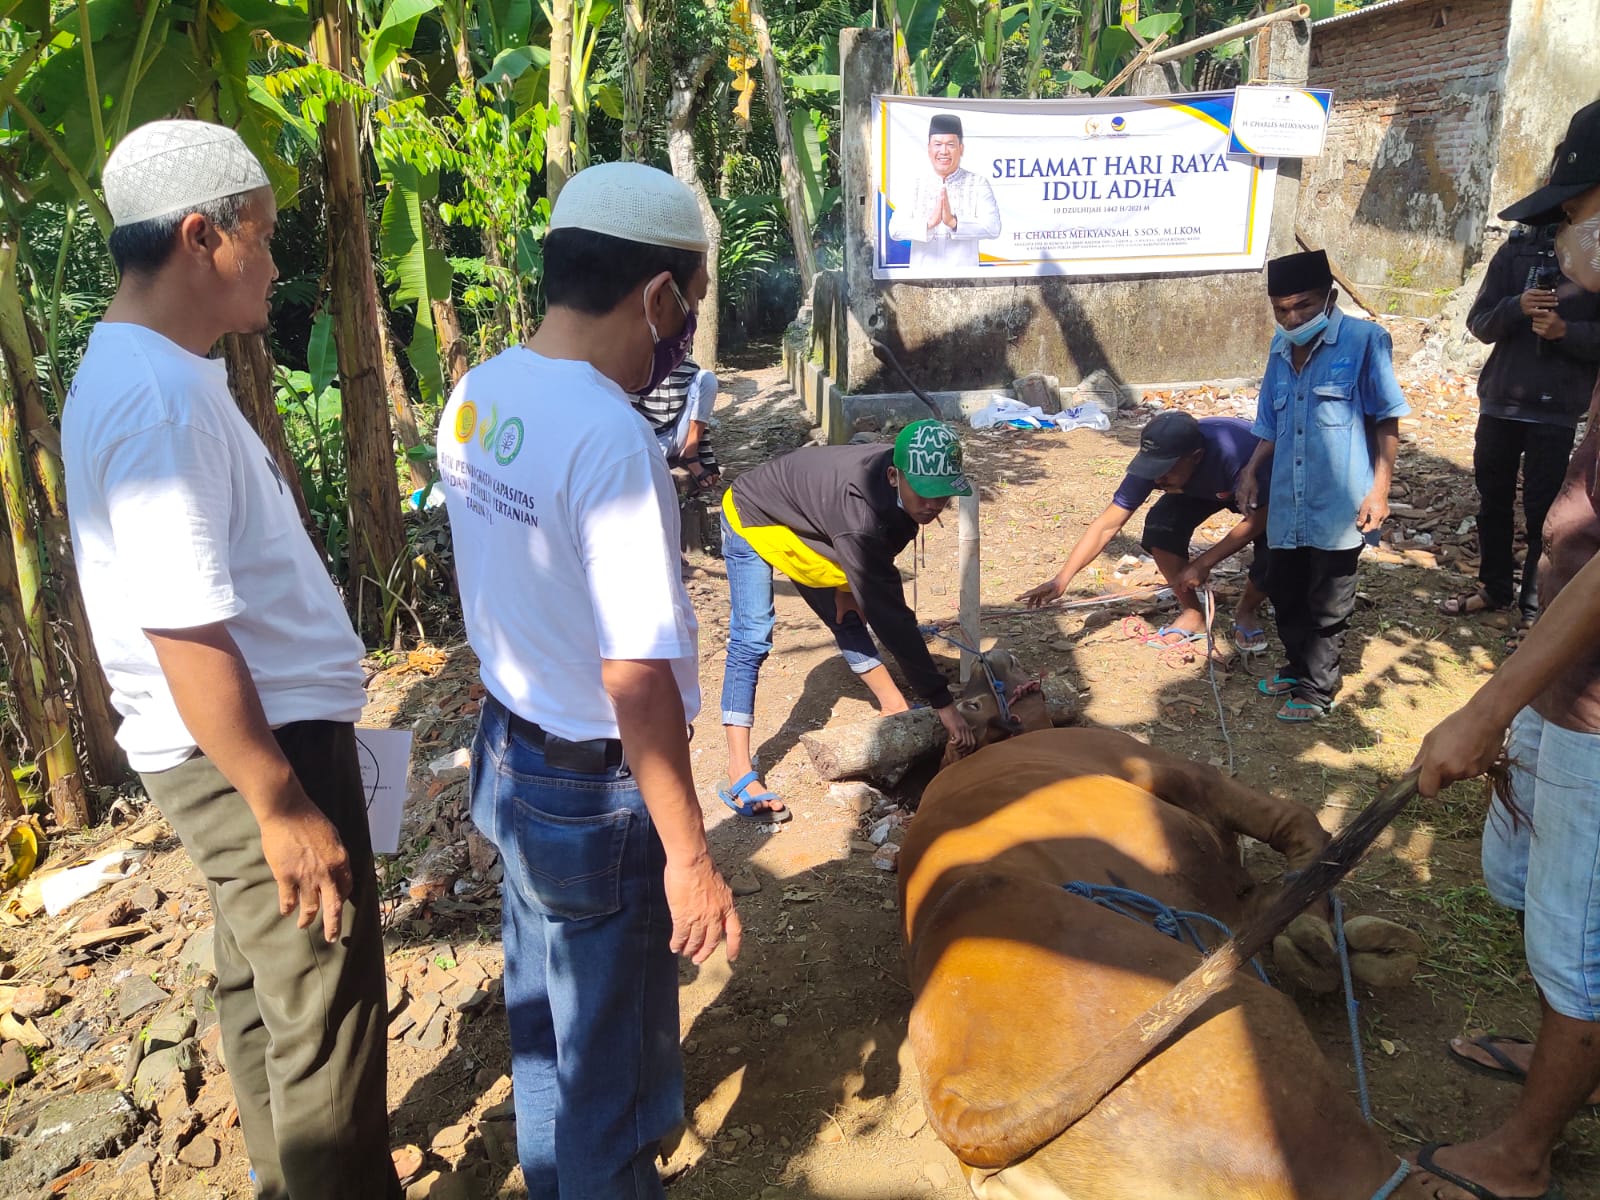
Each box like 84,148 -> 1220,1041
1266,249 -> 1333,297
929,114 -> 963,139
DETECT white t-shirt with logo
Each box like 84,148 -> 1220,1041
436,348 -> 699,741
62,323 -> 367,772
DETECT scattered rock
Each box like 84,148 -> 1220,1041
193,1080 -> 234,1123
145,1010 -> 197,1053
405,1169 -> 472,1200
827,781 -> 887,816
197,1023 -> 224,1072
428,748 -> 471,784
119,976 -> 171,1021
466,830 -> 498,876
728,871 -> 763,897
387,978 -> 407,1018
1076,367 -> 1134,412
431,1122 -> 471,1152
771,1013 -> 789,1028
157,1108 -> 202,1160
128,884 -> 166,915
445,983 -> 490,1015
176,1134 -> 219,1170
0,1038 -> 33,1084
132,1039 -> 198,1109
0,1089 -> 141,1194
897,1105 -> 927,1138
10,984 -> 65,1020
178,928 -> 215,977
67,964 -> 93,982
408,1007 -> 449,1052
81,898 -> 140,933
871,843 -> 901,872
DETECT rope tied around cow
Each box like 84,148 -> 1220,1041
1060,881 -> 1272,986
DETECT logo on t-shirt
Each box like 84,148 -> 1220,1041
453,402 -> 478,443
494,418 -> 525,466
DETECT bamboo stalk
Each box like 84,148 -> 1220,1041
1147,5 -> 1309,65
1097,31 -> 1170,97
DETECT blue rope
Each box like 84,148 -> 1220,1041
1370,1159 -> 1411,1200
1062,881 -> 1271,986
1333,893 -> 1373,1123
920,622 -> 1013,724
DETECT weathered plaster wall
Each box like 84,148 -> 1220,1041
837,25 -> 1309,397
1299,0 -> 1511,314
1487,0 -> 1600,222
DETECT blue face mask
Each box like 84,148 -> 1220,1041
1277,301 -> 1332,347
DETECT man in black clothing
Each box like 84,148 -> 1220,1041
1443,220 -> 1600,621
715,419 -> 977,822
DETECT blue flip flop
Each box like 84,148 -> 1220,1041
1257,673 -> 1298,697
717,772 -> 792,825
1233,623 -> 1269,653
1276,697 -> 1328,723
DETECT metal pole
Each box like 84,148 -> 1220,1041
958,493 -> 980,684
1147,4 -> 1309,65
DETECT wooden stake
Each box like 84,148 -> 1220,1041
958,494 -> 980,684
1295,232 -> 1381,318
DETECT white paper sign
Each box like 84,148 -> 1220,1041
356,727 -> 414,855
1228,87 -> 1332,158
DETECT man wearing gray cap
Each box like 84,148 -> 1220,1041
437,161 -> 741,1198
887,112 -> 1002,272
61,121 -> 399,1198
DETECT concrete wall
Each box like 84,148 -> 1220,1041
1299,0 -> 1511,315
1487,0 -> 1600,222
837,25 -> 1310,397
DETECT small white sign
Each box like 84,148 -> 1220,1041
1229,87 -> 1333,158
356,726 -> 414,855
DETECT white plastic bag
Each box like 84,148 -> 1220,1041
969,395 -> 1051,430
1053,400 -> 1110,432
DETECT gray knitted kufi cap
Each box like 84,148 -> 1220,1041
103,120 -> 271,228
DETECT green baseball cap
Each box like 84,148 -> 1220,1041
892,419 -> 973,498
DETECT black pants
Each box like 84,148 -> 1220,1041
1475,415 -> 1576,613
1265,546 -> 1362,708
1140,493 -> 1270,588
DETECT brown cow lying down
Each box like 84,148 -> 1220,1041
900,725 -> 1427,1199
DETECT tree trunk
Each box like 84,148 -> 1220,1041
0,261 -> 89,828
423,202 -> 471,387
547,0 -> 576,204
0,747 -> 21,819
746,0 -> 816,293
980,0 -> 1003,98
0,532 -> 47,764
312,0 -> 407,642
0,254 -> 122,787
667,48 -> 721,367
799,677 -> 1078,784
375,311 -> 430,491
222,333 -> 314,531
621,0 -> 649,161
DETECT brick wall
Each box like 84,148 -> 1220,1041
1297,0 -> 1510,313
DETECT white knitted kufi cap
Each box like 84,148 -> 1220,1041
103,120 -> 271,228
549,162 -> 708,252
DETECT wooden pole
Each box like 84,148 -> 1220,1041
958,494 -> 980,685
1147,5 -> 1308,65
1097,32 -> 1170,98
747,0 -> 818,293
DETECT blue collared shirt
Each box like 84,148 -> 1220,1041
1251,309 -> 1410,551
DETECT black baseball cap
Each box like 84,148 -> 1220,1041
1500,100 -> 1600,226
1127,411 -> 1204,480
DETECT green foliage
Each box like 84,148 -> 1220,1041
276,342 -> 349,576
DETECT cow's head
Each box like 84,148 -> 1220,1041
942,649 -> 1053,767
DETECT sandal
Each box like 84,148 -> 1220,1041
1446,1034 -> 1531,1085
1233,622 -> 1269,653
681,456 -> 720,495
716,771 -> 792,825
1415,1143 -> 1565,1200
1440,588 -> 1505,617
1276,697 -> 1328,723
1143,626 -> 1205,649
1257,673 -> 1298,697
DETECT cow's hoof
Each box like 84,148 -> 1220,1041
1343,916 -> 1425,988
1272,914 -> 1340,993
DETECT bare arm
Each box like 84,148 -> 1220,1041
1413,550 -> 1600,795
1178,507 -> 1267,591
1017,502 -> 1134,607
146,624 -> 352,942
1236,440 -> 1274,514
1357,418 -> 1399,532
603,658 -> 741,964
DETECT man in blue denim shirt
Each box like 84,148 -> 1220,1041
1237,249 -> 1409,720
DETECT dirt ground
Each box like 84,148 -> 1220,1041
3,325 -> 1599,1199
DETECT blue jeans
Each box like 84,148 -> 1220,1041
719,515 -> 883,727
1482,707 -> 1600,1021
469,695 -> 681,1199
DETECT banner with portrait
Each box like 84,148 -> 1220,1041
873,93 -> 1279,281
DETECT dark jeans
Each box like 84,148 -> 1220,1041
1475,414 -> 1576,613
139,722 -> 400,1200
1140,492 -> 1270,589
1265,546 -> 1362,708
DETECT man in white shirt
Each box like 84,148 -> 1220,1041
887,113 -> 1003,272
436,162 -> 741,1199
61,121 -> 399,1199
